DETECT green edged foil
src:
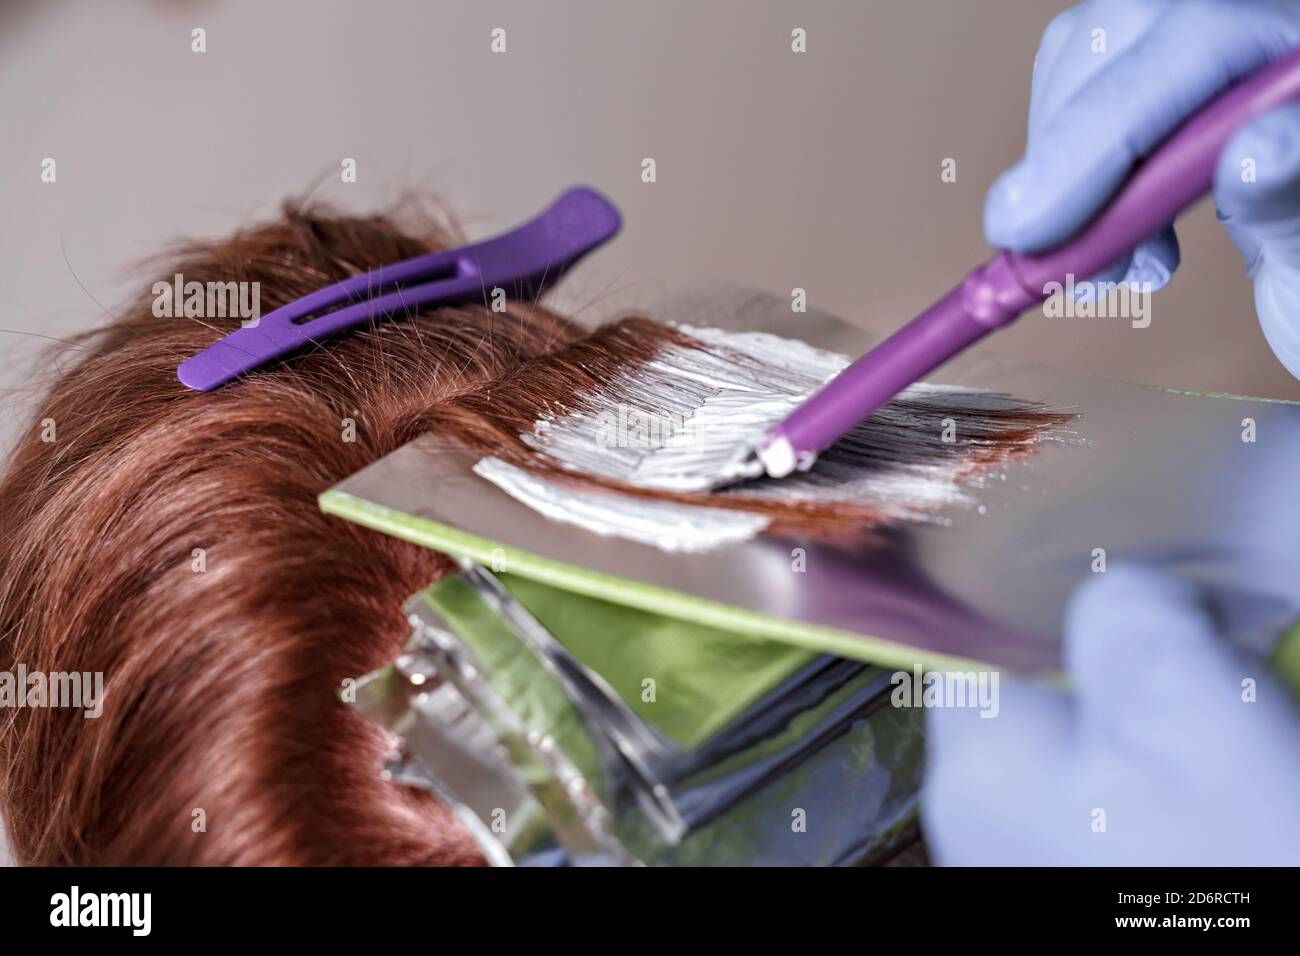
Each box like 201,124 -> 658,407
320,489 -> 991,675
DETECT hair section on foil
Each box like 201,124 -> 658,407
414,320 -> 1076,548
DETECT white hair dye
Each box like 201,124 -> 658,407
475,325 -> 1069,552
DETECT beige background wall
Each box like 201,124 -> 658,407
3,0 -> 1296,439
0,0 -> 1294,864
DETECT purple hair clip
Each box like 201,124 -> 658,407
177,186 -> 621,391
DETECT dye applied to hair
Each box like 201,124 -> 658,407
461,324 -> 1074,551
474,456 -> 770,553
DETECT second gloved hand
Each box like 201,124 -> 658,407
923,565 -> 1300,866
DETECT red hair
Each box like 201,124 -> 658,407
0,204 -> 575,864
0,202 -> 1066,865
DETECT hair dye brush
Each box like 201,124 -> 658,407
735,45 -> 1300,483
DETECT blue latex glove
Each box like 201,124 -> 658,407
925,0 -> 1300,865
984,0 -> 1300,377
923,566 -> 1300,865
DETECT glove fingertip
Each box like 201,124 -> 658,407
982,159 -> 1086,251
983,163 -> 1036,249
1255,276 -> 1300,381
1064,565 -> 1220,687
1214,103 -> 1300,224
1127,228 -> 1180,292
984,151 -> 1131,253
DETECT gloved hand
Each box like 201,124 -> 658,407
985,0 -> 1300,377
923,565 -> 1300,865
930,0 -> 1300,866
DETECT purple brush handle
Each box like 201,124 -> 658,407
761,45 -> 1300,472
178,186 -> 620,391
